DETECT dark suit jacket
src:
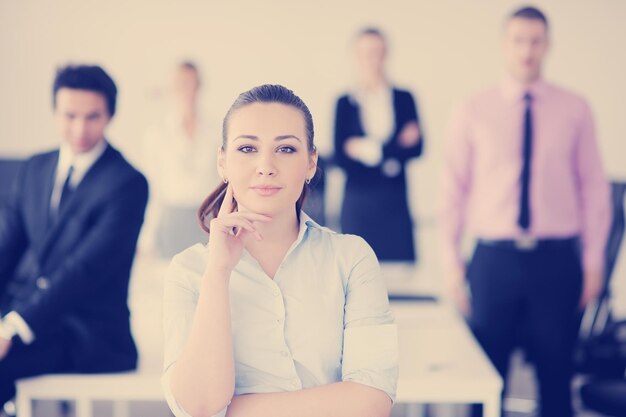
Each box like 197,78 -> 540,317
333,88 -> 424,261
333,88 -> 424,188
0,143 -> 148,372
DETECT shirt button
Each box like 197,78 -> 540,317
281,350 -> 289,358
277,318 -> 283,325
273,289 -> 280,296
291,379 -> 298,387
36,277 -> 50,290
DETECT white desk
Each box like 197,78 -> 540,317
16,258 -> 501,417
393,301 -> 503,417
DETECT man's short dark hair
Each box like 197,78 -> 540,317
53,65 -> 118,117
510,6 -> 549,29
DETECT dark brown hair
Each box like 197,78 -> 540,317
354,27 -> 388,49
509,6 -> 549,29
358,27 -> 386,41
197,84 -> 317,234
177,60 -> 201,89
53,64 -> 117,116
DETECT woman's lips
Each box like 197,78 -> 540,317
251,186 -> 282,196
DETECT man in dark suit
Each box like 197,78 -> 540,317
0,65 -> 148,407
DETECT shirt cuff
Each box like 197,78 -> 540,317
0,321 -> 14,340
4,311 -> 35,344
351,139 -> 383,167
342,323 -> 399,402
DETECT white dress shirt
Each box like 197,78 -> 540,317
348,86 -> 395,167
162,213 -> 399,417
138,113 -> 218,254
50,140 -> 107,212
142,112 -> 218,207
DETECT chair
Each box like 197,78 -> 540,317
578,181 -> 626,416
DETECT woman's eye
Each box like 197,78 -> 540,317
238,146 -> 256,153
277,146 -> 296,154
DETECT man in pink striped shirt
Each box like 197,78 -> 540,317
439,6 -> 611,417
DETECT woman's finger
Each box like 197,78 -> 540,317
212,216 -> 257,235
218,184 -> 235,217
232,211 -> 272,223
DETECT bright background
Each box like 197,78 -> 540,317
1,0 -> 625,310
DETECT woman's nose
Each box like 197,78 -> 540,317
256,153 -> 277,176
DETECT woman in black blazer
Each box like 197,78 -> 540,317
334,28 -> 423,261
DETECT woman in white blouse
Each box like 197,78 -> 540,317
141,61 -> 218,258
162,84 -> 398,417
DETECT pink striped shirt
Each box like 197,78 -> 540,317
440,77 -> 611,273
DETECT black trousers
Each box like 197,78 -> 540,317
0,332 -> 72,405
468,241 -> 583,417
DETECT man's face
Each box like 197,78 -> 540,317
355,34 -> 387,78
54,88 -> 111,154
503,17 -> 549,83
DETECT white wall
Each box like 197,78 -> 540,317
1,0 -> 625,199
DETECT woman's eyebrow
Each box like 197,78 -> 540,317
233,134 -> 302,142
233,135 -> 258,141
275,135 -> 302,142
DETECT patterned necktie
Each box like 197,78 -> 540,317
518,93 -> 533,230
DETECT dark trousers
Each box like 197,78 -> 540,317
468,241 -> 583,417
0,333 -> 71,405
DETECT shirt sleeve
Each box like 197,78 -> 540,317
382,91 -> 424,163
341,237 -> 398,402
575,101 -> 611,273
3,311 -> 34,344
439,100 -> 474,273
161,254 -> 228,417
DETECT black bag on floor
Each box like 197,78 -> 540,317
577,318 -> 626,378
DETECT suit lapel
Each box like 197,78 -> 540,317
39,145 -> 116,257
391,88 -> 401,137
37,152 -> 59,237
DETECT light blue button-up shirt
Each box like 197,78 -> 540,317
162,213 -> 398,417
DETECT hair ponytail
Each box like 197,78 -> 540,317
197,181 -> 234,234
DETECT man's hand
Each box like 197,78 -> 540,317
344,137 -> 382,166
443,266 -> 470,316
0,336 -> 12,360
580,270 -> 604,309
398,121 -> 420,148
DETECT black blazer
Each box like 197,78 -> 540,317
0,143 -> 148,372
333,88 -> 424,187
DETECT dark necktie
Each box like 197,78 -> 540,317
518,93 -> 533,230
58,165 -> 75,213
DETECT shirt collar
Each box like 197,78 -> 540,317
58,139 -> 108,184
295,211 -> 322,245
500,75 -> 547,103
240,211 -> 323,268
348,83 -> 393,105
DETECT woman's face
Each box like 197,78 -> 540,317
355,33 -> 387,77
218,102 -> 317,216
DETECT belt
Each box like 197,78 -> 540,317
477,236 -> 579,251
